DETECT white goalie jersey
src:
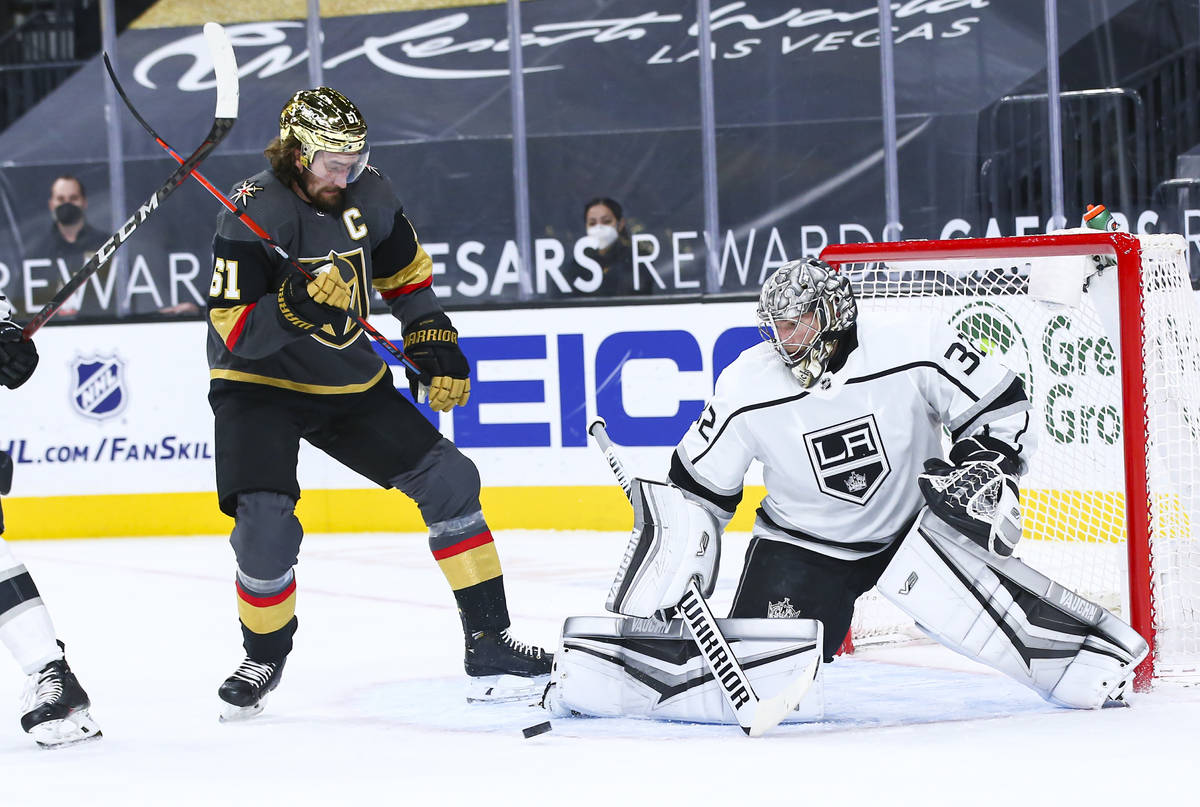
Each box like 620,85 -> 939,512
670,313 -> 1036,561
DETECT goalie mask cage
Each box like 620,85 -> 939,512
820,232 -> 1200,690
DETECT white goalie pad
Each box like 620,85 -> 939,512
544,616 -> 824,724
606,480 -> 721,618
877,508 -> 1149,709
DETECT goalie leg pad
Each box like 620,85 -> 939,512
606,480 -> 721,618
544,616 -> 824,724
877,509 -> 1148,709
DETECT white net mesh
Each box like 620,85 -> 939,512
824,234 -> 1200,680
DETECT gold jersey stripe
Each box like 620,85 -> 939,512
210,364 -> 388,395
237,587 -> 297,635
209,304 -> 254,345
374,245 -> 433,295
436,541 -> 503,591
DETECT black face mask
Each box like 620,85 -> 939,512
53,202 -> 83,226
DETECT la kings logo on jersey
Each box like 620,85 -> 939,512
803,414 -> 890,505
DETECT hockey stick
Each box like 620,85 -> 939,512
22,23 -> 238,340
587,418 -> 818,737
102,55 -> 425,384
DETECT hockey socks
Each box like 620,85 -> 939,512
235,569 -> 298,662
429,513 -> 510,634
0,539 -> 62,674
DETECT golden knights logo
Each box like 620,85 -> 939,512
299,248 -> 368,349
232,180 -> 262,206
803,414 -> 890,505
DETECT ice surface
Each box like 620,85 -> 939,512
1,530 -> 1195,805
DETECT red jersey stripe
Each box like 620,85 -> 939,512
236,577 -> 296,608
380,275 -> 433,299
225,302 -> 258,350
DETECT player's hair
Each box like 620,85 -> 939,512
51,174 -> 86,199
264,134 -> 304,188
583,196 -> 624,224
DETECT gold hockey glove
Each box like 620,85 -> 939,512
403,312 -> 471,412
277,264 -> 353,332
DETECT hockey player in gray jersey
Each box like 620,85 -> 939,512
206,88 -> 549,719
661,257 -> 1147,710
0,293 -> 101,747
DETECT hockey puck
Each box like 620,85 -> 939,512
522,721 -> 552,739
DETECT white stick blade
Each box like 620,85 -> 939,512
204,22 -> 239,120
747,657 -> 819,738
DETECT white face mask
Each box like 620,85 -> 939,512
587,224 -> 619,250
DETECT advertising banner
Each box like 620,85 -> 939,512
0,0 -> 1152,317
2,291 -> 1145,539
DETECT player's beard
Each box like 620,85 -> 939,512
300,172 -> 345,214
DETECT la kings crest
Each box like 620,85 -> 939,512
803,414 -> 890,505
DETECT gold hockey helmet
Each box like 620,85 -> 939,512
280,87 -> 369,177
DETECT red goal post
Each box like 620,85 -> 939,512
820,232 -> 1200,690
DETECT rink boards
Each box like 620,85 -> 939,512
0,298 -> 1138,539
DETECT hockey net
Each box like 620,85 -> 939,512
820,232 -> 1200,689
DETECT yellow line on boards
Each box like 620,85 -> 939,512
3,487 -> 1142,543
0,487 -> 769,539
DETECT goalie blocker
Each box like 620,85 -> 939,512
544,616 -> 824,724
879,508 -> 1149,709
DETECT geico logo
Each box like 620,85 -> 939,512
373,326 -> 761,450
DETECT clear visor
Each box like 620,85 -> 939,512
305,145 -> 371,185
761,310 -> 823,363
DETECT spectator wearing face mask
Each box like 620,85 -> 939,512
25,176 -> 108,317
574,196 -> 651,298
30,175 -> 106,266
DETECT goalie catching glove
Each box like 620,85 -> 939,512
277,263 -> 353,332
606,480 -> 721,618
918,436 -> 1023,557
403,312 -> 471,412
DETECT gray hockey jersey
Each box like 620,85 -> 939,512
206,166 -> 438,395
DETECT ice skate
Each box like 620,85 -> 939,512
21,655 -> 102,749
465,628 -> 552,703
218,657 -> 285,722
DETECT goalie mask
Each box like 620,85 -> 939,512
756,258 -> 857,388
280,87 -> 370,184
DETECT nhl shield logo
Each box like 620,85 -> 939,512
71,355 -> 127,420
804,414 -> 890,505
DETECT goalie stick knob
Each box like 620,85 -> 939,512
522,721 -> 553,739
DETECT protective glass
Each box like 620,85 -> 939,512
305,146 -> 371,185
